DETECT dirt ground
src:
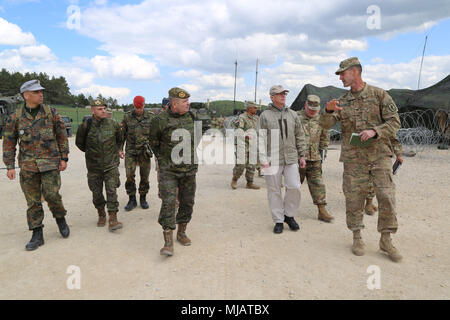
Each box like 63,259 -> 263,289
0,135 -> 449,300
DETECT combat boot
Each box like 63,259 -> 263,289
108,211 -> 123,232
231,179 -> 238,189
246,181 -> 260,190
351,230 -> 365,256
317,205 -> 334,222
380,232 -> 403,262
97,207 -> 106,227
124,195 -> 137,211
25,227 -> 44,251
364,198 -> 377,215
56,217 -> 70,238
160,229 -> 174,256
177,223 -> 191,246
140,194 -> 149,209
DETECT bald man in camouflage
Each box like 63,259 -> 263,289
320,57 -> 402,262
297,95 -> 334,223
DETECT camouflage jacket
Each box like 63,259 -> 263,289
75,117 -> 122,172
149,108 -> 199,174
2,104 -> 69,172
297,110 -> 330,161
319,84 -> 401,163
235,112 -> 259,147
258,104 -> 306,165
121,109 -> 154,156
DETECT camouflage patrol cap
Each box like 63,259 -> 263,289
168,87 -> 190,99
91,99 -> 106,107
306,95 -> 321,111
245,100 -> 259,109
335,57 -> 362,75
20,79 -> 45,93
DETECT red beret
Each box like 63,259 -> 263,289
133,95 -> 145,107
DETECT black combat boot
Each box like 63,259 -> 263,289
140,194 -> 149,209
125,195 -> 137,211
25,227 -> 44,251
56,217 -> 70,238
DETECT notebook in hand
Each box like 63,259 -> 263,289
349,133 -> 372,147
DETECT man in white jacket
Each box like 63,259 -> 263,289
259,85 -> 307,234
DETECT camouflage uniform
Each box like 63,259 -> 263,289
232,111 -> 259,183
2,104 -> 69,230
298,109 -> 330,205
121,109 -> 154,197
76,116 -> 123,213
367,138 -> 403,200
149,102 -> 198,230
320,84 -> 401,233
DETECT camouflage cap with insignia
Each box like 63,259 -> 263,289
168,87 -> 190,99
245,100 -> 259,109
335,57 -> 362,75
91,99 -> 106,107
306,94 -> 321,111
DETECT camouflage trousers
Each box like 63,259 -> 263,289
125,152 -> 151,196
299,160 -> 327,205
343,159 -> 398,233
158,170 -> 196,230
20,169 -> 67,230
232,150 -> 256,182
87,168 -> 120,213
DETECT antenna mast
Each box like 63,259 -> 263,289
417,35 -> 428,90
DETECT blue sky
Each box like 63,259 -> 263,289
1,0 -> 449,105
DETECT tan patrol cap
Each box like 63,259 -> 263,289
245,100 -> 259,109
168,87 -> 190,99
306,95 -> 320,111
335,57 -> 362,75
269,85 -> 289,96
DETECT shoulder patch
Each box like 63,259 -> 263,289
388,103 -> 397,112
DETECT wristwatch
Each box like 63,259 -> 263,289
61,158 -> 69,162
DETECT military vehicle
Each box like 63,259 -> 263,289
0,94 -> 24,139
189,102 -> 216,134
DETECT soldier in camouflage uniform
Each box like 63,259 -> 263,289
149,87 -> 199,256
76,99 -> 124,232
365,138 -> 403,215
231,101 -> 260,190
2,80 -> 70,251
320,57 -> 402,262
121,96 -> 154,211
298,95 -> 334,222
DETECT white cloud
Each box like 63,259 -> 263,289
19,44 -> 56,61
0,49 -> 24,70
91,54 -> 159,80
0,17 -> 36,46
75,84 -> 131,101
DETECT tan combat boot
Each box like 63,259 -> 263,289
317,204 -> 334,222
97,207 -> 106,227
108,211 -> 123,231
246,181 -> 260,190
380,232 -> 403,262
160,229 -> 174,256
177,223 -> 191,246
352,230 -> 365,256
365,198 -> 378,215
231,179 -> 238,189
